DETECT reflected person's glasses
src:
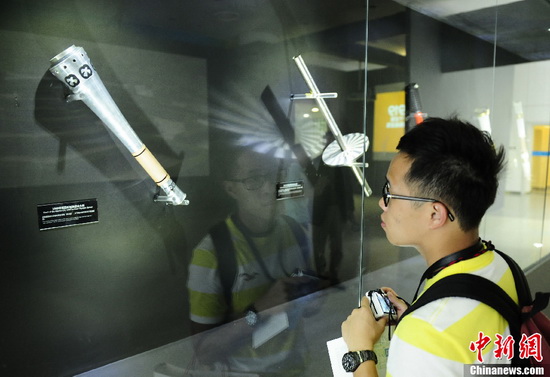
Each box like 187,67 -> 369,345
229,170 -> 278,191
382,180 -> 455,221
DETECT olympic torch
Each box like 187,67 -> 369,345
405,83 -> 426,132
49,45 -> 189,205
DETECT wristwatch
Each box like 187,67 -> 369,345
342,350 -> 378,372
244,305 -> 259,327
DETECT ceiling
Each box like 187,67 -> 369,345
197,0 -> 550,71
399,0 -> 550,62
265,0 -> 550,73
2,0 -> 548,68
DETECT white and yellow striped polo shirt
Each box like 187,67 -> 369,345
187,216 -> 311,375
386,249 -> 519,376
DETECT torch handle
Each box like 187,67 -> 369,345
133,146 -> 170,186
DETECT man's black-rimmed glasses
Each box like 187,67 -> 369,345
382,180 -> 455,222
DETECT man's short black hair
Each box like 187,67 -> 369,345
396,117 -> 506,231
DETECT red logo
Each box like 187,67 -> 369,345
469,331 -> 543,363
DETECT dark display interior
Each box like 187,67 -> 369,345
1,1 -> 549,376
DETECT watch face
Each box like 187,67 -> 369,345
245,309 -> 258,326
342,352 -> 359,372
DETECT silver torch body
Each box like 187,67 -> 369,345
49,45 -> 188,205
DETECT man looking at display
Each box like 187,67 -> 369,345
341,117 -> 514,376
187,147 -> 320,376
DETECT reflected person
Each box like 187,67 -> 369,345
187,147 -> 321,376
341,118 -> 516,376
312,162 -> 355,285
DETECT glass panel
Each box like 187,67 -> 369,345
483,0 -> 550,268
0,1 -> 376,376
401,0 -> 550,268
2,1 -> 549,377
395,0 -> 550,270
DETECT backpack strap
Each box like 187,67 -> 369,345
399,273 -> 521,329
494,250 -> 550,320
209,220 -> 237,319
397,273 -> 527,366
494,249 -> 532,305
209,216 -> 310,319
399,247 -> 533,325
397,249 -> 549,366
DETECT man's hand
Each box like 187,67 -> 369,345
254,279 -> 292,312
341,296 -> 388,351
381,287 -> 409,321
255,276 -> 322,312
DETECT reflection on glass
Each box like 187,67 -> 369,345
187,148 -> 325,376
4,0 -> 550,376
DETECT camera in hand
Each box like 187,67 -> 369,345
366,289 -> 396,320
289,268 -> 323,299
291,268 -> 320,280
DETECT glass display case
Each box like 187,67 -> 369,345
0,1 -> 548,376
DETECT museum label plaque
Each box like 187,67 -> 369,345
276,180 -> 305,200
37,199 -> 99,231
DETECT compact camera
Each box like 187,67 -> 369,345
366,289 -> 396,320
291,268 -> 320,280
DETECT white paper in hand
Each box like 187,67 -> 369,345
252,311 -> 289,349
326,336 -> 351,377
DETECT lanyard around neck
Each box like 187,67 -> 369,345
412,239 -> 491,302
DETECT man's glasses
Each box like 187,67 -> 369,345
229,170 -> 278,191
382,180 -> 455,221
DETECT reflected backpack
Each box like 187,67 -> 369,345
399,250 -> 549,367
209,215 -> 309,315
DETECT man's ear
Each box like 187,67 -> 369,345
223,180 -> 238,200
429,202 -> 449,229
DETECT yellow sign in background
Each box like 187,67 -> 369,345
374,91 -> 405,154
532,125 -> 550,189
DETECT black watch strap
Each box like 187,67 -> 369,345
357,350 -> 378,365
342,349 -> 377,372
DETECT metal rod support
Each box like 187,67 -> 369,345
293,55 -> 372,197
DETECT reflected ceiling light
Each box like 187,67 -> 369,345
534,243 -> 543,248
301,51 -> 385,72
311,107 -> 320,112
303,113 -> 310,118
392,0 -> 523,18
211,86 -> 326,160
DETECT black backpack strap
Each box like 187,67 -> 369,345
209,220 -> 237,319
494,249 -> 532,305
209,215 -> 313,319
397,249 -> 549,366
399,273 -> 521,329
494,249 -> 550,321
397,273 -> 527,366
